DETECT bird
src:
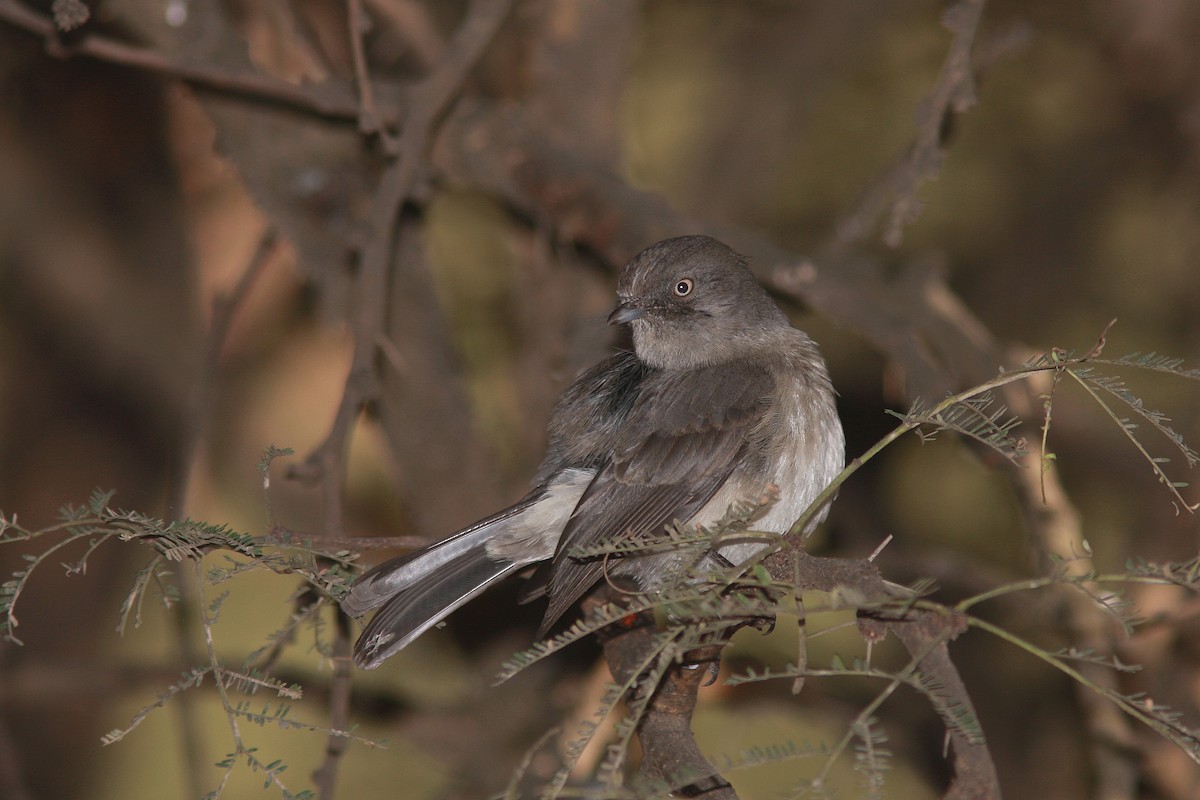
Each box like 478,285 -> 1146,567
341,235 -> 845,669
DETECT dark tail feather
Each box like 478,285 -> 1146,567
352,550 -> 520,669
340,492 -> 543,619
341,491 -> 550,668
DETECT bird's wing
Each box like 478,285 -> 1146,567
539,361 -> 775,633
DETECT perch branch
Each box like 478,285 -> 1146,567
587,589 -> 738,799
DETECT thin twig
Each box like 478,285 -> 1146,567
834,0 -> 987,248
0,0 -> 365,122
312,612 -> 354,799
262,525 -> 428,552
288,0 -> 514,536
346,0 -> 395,148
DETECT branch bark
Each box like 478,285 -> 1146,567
773,551 -> 1002,799
590,595 -> 739,799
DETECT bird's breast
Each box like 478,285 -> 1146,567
702,370 -> 844,540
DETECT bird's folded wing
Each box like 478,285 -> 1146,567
539,361 -> 775,634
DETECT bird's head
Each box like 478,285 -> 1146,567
609,235 -> 789,370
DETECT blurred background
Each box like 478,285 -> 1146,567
1,0 -> 1199,798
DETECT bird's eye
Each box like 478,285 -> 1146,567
673,278 -> 694,297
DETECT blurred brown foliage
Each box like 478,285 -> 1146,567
1,0 -> 1199,798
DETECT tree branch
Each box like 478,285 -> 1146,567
312,612 -> 354,799
287,0 -> 514,536
775,550 -> 1002,798
835,0 -> 987,247
0,0 -> 364,122
588,593 -> 738,799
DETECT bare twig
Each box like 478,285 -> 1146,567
834,0 -> 987,248
0,0 -> 365,122
346,0 -> 393,146
287,0 -> 514,537
313,612 -> 354,799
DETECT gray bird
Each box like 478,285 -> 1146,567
341,235 -> 845,669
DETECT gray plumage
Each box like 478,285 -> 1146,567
342,235 -> 845,669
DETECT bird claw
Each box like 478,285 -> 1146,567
682,657 -> 722,686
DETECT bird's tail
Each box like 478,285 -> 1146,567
340,494 -> 541,669
351,550 -> 522,669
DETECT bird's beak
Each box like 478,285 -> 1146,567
607,302 -> 645,326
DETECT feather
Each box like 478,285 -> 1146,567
537,363 -> 776,635
340,491 -> 544,619
353,550 -> 522,669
